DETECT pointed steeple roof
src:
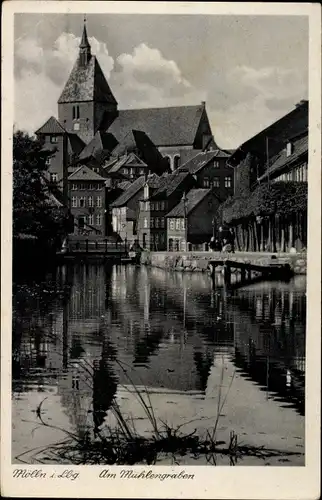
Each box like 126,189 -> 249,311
80,18 -> 90,49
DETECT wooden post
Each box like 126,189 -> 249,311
223,262 -> 231,286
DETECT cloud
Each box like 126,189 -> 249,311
14,33 -> 114,132
209,65 -> 307,148
14,33 -> 307,149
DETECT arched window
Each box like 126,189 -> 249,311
164,156 -> 171,170
173,155 -> 180,170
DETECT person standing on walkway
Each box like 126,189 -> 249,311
229,227 -> 235,253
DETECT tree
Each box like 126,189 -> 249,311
13,130 -> 69,247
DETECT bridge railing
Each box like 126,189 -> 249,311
67,239 -> 129,254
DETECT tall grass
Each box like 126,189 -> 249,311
17,358 -> 302,466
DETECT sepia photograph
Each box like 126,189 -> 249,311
1,2 -> 321,499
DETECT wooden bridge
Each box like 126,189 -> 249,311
208,259 -> 293,289
56,238 -> 130,261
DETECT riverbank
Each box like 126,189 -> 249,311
141,251 -> 307,275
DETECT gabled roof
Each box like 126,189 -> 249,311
58,55 -> 117,104
151,171 -> 191,199
68,133 -> 86,155
166,189 -> 211,217
229,100 -> 308,167
111,173 -> 160,208
178,150 -> 231,174
79,131 -> 118,161
107,153 -> 147,174
106,104 -> 207,147
35,116 -> 66,135
258,131 -> 308,181
118,180 -> 132,191
68,164 -> 106,181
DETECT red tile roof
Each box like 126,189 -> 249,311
58,55 -> 117,104
35,116 -> 66,135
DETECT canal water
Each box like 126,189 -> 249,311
12,263 -> 306,466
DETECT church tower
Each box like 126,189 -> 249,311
58,20 -> 118,144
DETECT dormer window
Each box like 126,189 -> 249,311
50,136 -> 58,144
286,142 -> 293,157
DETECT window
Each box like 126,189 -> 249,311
213,176 -> 220,187
224,176 -> 232,188
50,136 -> 58,144
181,219 -> 185,230
203,177 -> 210,188
160,233 -> 164,244
50,173 -> 58,182
161,218 -> 165,228
145,201 -> 149,211
170,219 -> 175,230
96,196 -> 102,207
45,157 -> 51,167
144,218 -> 148,229
88,196 -> 94,207
73,105 -> 80,120
286,142 -> 293,157
72,197 -> 77,207
73,123 -> 80,131
150,202 -> 154,211
144,184 -> 149,199
155,234 -> 159,244
123,168 -> 128,175
140,168 -> 145,175
88,214 -> 94,226
155,202 -> 159,211
93,168 -> 100,174
79,183 -> 85,190
97,182 -> 102,190
71,183 -> 77,190
176,219 -> 181,230
160,201 -> 165,211
79,197 -> 86,208
96,214 -> 102,226
129,168 -> 135,178
155,218 -> 159,228
214,161 -> 220,168
150,218 -> 154,228
174,156 -> 180,169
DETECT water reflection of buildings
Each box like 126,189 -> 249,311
13,264 -> 306,437
227,280 -> 306,413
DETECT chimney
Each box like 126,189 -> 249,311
201,101 -> 206,108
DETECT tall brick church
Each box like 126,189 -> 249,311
36,21 -> 217,236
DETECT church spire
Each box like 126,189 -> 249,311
79,17 -> 91,66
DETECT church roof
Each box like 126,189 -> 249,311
35,116 -> 66,134
58,55 -> 117,105
68,164 -> 106,181
106,104 -> 206,147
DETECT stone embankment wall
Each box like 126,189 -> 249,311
140,251 -> 307,275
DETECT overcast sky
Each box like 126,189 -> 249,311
14,13 -> 308,148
